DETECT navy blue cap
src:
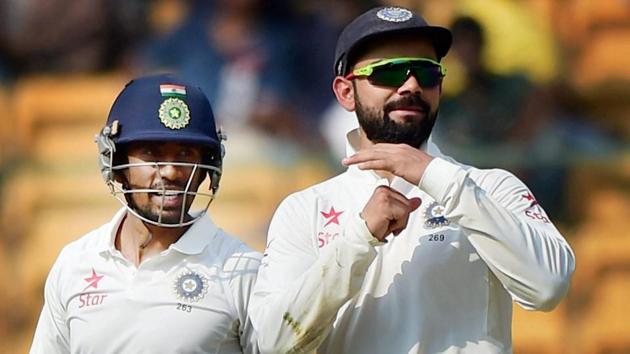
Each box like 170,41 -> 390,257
334,6 -> 452,76
106,74 -> 220,150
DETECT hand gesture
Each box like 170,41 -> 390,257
343,143 -> 433,185
361,186 -> 422,241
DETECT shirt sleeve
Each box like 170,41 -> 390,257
249,192 -> 380,354
420,157 -> 576,311
226,245 -> 263,354
29,254 -> 71,354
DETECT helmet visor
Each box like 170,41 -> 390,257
110,161 -> 220,227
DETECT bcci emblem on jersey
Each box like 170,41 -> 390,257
174,271 -> 208,303
424,201 -> 450,228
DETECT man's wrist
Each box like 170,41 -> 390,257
356,213 -> 386,246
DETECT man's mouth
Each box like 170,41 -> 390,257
387,106 -> 427,120
390,106 -> 426,112
149,190 -> 186,207
151,190 -> 181,197
385,95 -> 431,116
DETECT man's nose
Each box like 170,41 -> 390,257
158,163 -> 180,182
397,72 -> 423,95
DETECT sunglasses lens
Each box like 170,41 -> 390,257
367,61 -> 443,87
367,63 -> 409,87
412,65 -> 443,87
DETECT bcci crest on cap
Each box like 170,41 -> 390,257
174,271 -> 208,303
376,7 -> 413,22
159,98 -> 191,130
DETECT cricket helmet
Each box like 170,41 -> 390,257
95,73 -> 226,227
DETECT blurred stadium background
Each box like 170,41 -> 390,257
0,0 -> 628,353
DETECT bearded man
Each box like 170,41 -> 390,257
248,6 -> 575,354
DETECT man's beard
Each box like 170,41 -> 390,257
355,94 -> 438,149
123,179 -> 195,225
132,199 -> 191,224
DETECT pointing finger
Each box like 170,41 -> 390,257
342,149 -> 389,166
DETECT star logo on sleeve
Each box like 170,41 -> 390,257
83,268 -> 105,291
522,193 -> 539,207
321,207 -> 344,227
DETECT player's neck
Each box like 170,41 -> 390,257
115,213 -> 188,267
358,128 -> 396,182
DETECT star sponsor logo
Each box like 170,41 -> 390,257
79,268 -> 107,308
317,231 -> 340,248
521,192 -> 549,223
83,268 -> 104,291
525,209 -> 550,223
522,193 -> 539,208
320,206 -> 344,227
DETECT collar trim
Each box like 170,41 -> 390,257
97,208 -> 217,256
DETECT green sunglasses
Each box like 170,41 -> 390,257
345,57 -> 447,88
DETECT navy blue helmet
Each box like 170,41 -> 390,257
96,74 -> 225,227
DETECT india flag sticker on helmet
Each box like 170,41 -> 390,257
160,84 -> 187,98
159,97 -> 191,129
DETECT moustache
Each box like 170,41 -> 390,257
384,95 -> 431,114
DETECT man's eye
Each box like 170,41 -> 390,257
178,150 -> 191,158
179,149 -> 201,160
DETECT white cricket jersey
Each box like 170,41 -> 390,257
250,130 -> 575,354
30,208 -> 261,354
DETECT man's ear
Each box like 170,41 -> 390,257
332,76 -> 356,112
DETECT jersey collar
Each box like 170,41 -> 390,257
97,208 -> 218,256
169,214 -> 218,255
344,128 -> 446,159
344,129 -> 448,194
97,208 -> 126,253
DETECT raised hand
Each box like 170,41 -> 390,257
342,143 -> 433,185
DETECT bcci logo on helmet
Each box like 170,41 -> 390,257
376,7 -> 413,23
158,98 -> 191,129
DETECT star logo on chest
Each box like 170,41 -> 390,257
83,268 -> 104,291
321,206 -> 344,227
